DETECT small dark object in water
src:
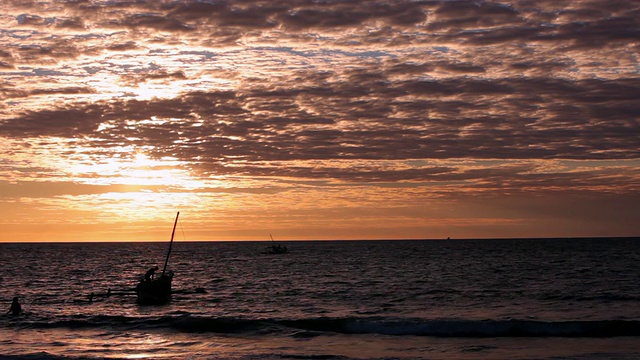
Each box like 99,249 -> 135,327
195,287 -> 206,293
7,297 -> 22,316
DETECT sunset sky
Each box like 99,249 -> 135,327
1,0 -> 639,242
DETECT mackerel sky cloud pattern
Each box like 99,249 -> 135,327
0,0 -> 638,241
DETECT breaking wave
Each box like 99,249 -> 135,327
5,314 -> 640,338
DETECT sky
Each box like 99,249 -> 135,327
0,0 -> 639,242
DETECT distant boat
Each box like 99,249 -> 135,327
135,211 -> 179,305
263,234 -> 288,254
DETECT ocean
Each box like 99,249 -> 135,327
1,238 -> 639,359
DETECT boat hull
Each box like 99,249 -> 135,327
263,245 -> 288,254
135,273 -> 173,305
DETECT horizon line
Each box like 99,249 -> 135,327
1,236 -> 638,244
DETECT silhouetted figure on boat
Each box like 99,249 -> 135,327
7,297 -> 22,316
145,266 -> 159,282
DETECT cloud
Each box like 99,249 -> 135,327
2,72 -> 639,167
119,69 -> 188,85
0,0 -> 638,201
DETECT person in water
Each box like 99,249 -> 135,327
145,266 -> 159,282
7,297 -> 22,316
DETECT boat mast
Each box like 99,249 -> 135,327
162,211 -> 180,277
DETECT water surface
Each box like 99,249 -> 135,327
1,238 -> 639,359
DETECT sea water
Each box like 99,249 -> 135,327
0,238 -> 639,359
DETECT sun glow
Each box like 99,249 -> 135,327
68,150 -> 203,189
132,81 -> 186,100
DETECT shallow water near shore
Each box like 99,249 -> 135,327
1,238 -> 639,359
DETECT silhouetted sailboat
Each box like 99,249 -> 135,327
263,234 -> 288,254
135,211 -> 179,305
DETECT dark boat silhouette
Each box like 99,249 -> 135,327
135,211 -> 179,305
262,234 -> 288,254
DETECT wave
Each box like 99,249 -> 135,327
328,318 -> 640,337
0,353 -> 115,360
0,353 -> 367,360
540,293 -> 640,302
5,314 -> 640,338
